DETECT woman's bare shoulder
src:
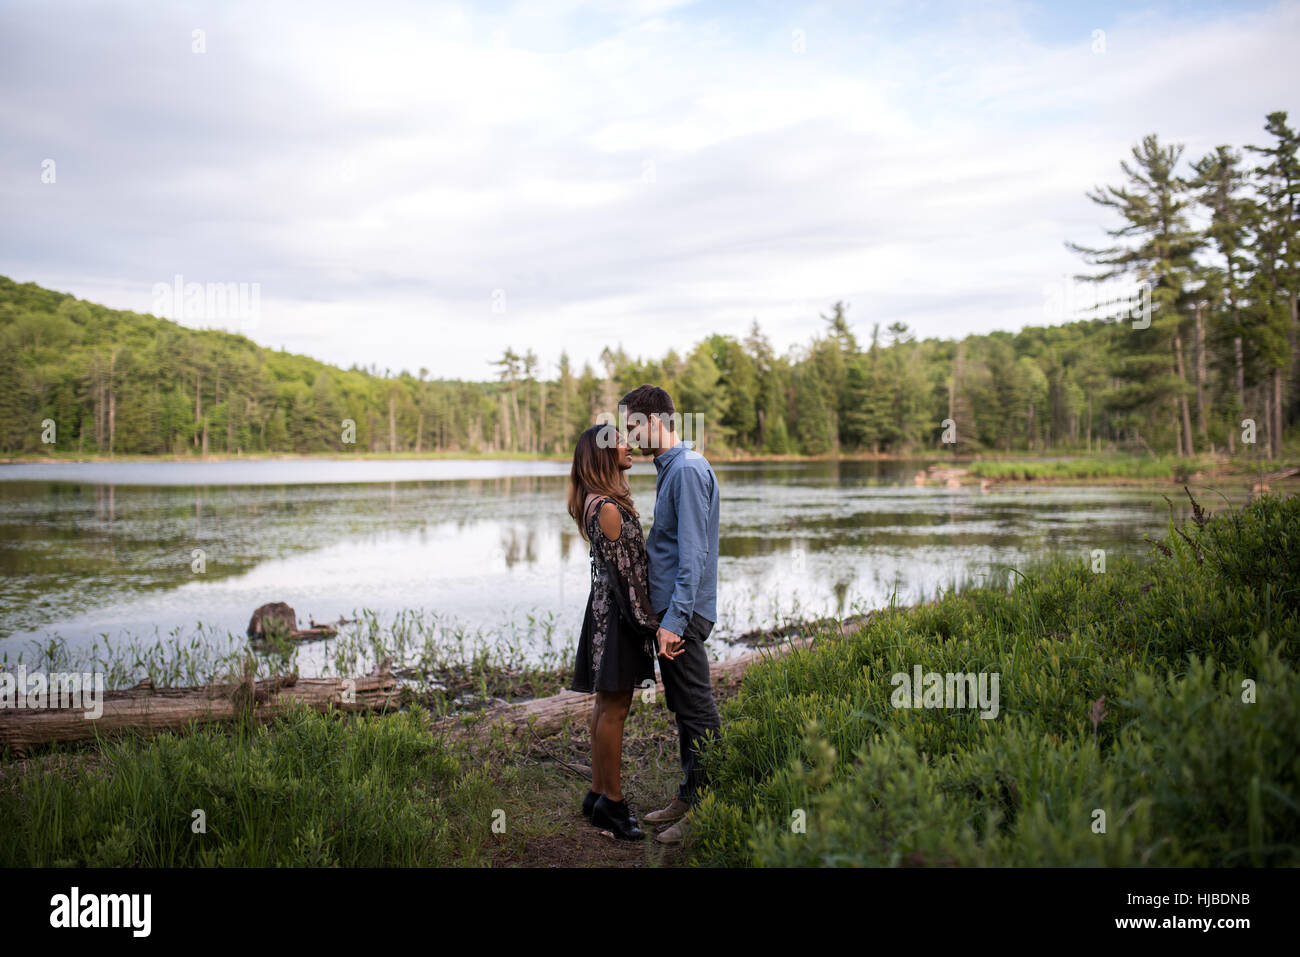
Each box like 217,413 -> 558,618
596,500 -> 624,541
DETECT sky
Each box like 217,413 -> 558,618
2,0 -> 1298,380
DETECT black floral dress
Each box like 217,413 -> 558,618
570,495 -> 660,694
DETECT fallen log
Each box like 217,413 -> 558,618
250,625 -> 338,644
1253,466 -> 1300,495
730,612 -> 872,646
0,669 -> 399,757
432,629 -> 840,744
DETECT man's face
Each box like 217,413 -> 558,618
624,410 -> 653,452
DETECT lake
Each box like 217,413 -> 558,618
0,457 -> 1243,677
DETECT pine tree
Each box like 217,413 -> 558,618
1068,134 -> 1204,455
1245,111 -> 1300,455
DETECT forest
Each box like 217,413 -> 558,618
1,111 -> 1296,460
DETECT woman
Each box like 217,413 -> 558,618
567,422 -> 661,841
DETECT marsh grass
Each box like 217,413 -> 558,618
2,608 -> 575,717
968,455 -> 1221,481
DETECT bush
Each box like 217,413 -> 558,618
689,492 -> 1300,866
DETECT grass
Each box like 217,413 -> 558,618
0,675 -> 720,867
965,452 -> 1300,482
968,455 -> 1219,481
0,704 -> 485,866
685,489 -> 1300,866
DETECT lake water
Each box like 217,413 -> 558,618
0,457 -> 1245,676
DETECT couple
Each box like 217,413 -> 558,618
566,384 -> 721,844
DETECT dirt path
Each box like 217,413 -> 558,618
479,674 -> 748,867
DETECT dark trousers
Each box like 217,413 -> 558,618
656,610 -> 722,806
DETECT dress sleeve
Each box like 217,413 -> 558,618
592,503 -> 661,651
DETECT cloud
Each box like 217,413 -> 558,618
1,0 -> 1296,379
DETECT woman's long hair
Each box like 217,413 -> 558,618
568,423 -> 637,540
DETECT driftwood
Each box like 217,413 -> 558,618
1253,465 -> 1300,497
0,669 -> 399,757
731,612 -> 872,646
431,628 -> 846,744
251,625 -> 338,643
0,612 -> 872,756
313,616 -> 358,628
914,465 -> 968,488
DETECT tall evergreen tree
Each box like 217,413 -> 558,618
1246,111 -> 1300,455
1068,134 -> 1204,455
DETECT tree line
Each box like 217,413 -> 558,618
1,111 -> 1295,460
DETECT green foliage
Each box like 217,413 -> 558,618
0,277 -> 502,456
0,704 -> 474,867
688,492 -> 1300,866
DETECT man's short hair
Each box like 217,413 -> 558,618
620,384 -> 676,432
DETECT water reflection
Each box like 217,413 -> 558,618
0,458 -> 1257,667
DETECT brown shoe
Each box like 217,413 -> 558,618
653,816 -> 689,845
643,797 -> 689,826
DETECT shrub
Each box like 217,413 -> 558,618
689,492 -> 1300,866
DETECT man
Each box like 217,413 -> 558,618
620,384 -> 722,846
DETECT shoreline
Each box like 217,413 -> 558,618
1,449 -> 1293,488
0,450 -> 1254,463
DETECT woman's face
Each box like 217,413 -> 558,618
616,434 -> 633,470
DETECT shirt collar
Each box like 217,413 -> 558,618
653,441 -> 689,473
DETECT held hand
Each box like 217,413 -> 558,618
657,626 -> 685,660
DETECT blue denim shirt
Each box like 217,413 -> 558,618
646,441 -> 720,637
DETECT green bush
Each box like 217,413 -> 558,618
689,492 -> 1300,866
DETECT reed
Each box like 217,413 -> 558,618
2,608 -> 574,715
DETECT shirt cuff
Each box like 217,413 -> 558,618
659,609 -> 688,637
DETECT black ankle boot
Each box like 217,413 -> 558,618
591,794 -> 645,840
581,789 -> 599,817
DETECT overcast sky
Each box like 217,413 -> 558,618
3,0 -> 1298,380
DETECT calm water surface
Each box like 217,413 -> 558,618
0,457 -> 1248,674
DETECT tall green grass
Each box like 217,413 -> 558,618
968,455 -> 1217,481
0,703 -> 499,866
688,491 -> 1300,866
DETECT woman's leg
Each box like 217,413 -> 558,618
593,690 -> 633,801
588,698 -> 603,794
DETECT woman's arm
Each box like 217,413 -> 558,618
595,503 -> 661,642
